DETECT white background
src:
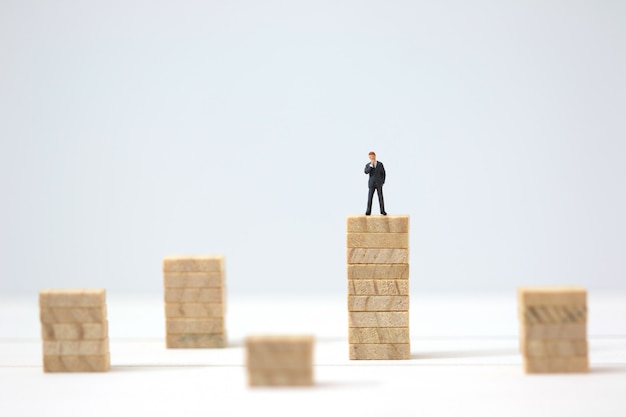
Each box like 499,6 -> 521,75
1,1 -> 625,295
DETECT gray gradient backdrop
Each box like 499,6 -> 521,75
1,1 -> 625,295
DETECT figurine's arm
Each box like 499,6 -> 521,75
380,163 -> 386,183
364,163 -> 373,174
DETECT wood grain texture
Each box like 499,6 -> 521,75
518,286 -> 587,306
348,312 -> 409,328
523,356 -> 589,373
347,233 -> 409,249
348,328 -> 410,344
522,340 -> 588,357
164,288 -> 223,303
40,307 -> 107,324
349,343 -> 410,360
163,272 -> 223,288
39,289 -> 106,308
519,305 -> 587,325
347,248 -> 408,264
163,256 -> 224,273
347,264 -> 409,279
41,322 -> 108,340
165,303 -> 224,318
166,318 -> 224,334
348,296 -> 409,311
43,354 -> 110,372
166,333 -> 227,348
43,340 -> 109,355
346,215 -> 409,233
348,279 -> 409,295
520,323 -> 586,340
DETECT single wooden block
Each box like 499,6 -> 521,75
348,328 -> 410,344
166,318 -> 225,334
347,264 -> 409,280
40,307 -> 107,324
347,248 -> 408,264
518,286 -> 587,307
163,256 -> 224,273
166,333 -> 227,348
39,289 -> 106,308
348,279 -> 409,295
520,323 -> 586,340
347,215 -> 409,233
522,340 -> 588,357
165,303 -> 224,318
248,370 -> 314,387
349,343 -> 410,360
43,354 -> 110,372
164,288 -> 223,303
246,335 -> 314,370
519,305 -> 587,325
523,356 -> 589,373
348,296 -> 409,311
41,322 -> 108,340
163,272 -> 223,288
348,312 -> 409,328
43,340 -> 109,355
347,233 -> 409,249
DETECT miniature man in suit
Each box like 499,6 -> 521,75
364,151 -> 387,216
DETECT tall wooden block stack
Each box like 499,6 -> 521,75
246,335 -> 314,387
163,255 -> 227,348
346,215 -> 410,360
39,289 -> 110,372
518,286 -> 589,373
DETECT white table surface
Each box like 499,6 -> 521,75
1,291 -> 625,417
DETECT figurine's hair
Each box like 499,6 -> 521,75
368,151 -> 376,156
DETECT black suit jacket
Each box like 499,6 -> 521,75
364,161 -> 386,188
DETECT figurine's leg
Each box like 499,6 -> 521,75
378,186 -> 386,215
366,187 -> 375,215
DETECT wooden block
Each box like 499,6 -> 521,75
523,356 -> 589,373
41,322 -> 108,340
43,354 -> 110,372
246,335 -> 314,369
43,340 -> 109,355
166,333 -> 227,348
166,318 -> 224,334
349,312 -> 409,328
39,289 -> 106,308
165,303 -> 224,318
347,264 -> 409,279
164,288 -> 223,303
521,323 -> 586,340
40,307 -> 107,324
349,343 -> 410,360
347,215 -> 409,233
348,328 -> 410,344
248,370 -> 313,387
348,279 -> 409,295
348,296 -> 409,311
522,340 -> 588,357
519,305 -> 587,325
347,248 -> 408,264
518,286 -> 587,306
163,272 -> 223,288
347,233 -> 409,249
163,256 -> 224,273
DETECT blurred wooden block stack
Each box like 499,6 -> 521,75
246,335 -> 314,386
518,286 -> 589,373
163,255 -> 227,348
346,215 -> 410,360
39,289 -> 110,372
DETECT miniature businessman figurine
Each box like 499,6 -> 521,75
364,151 -> 387,216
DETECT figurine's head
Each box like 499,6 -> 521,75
368,152 -> 376,163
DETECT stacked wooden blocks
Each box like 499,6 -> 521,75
39,289 -> 110,372
163,255 -> 227,348
246,335 -> 314,387
518,286 -> 589,373
346,215 -> 410,360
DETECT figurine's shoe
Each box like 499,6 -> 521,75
365,212 -> 371,216
381,212 -> 388,216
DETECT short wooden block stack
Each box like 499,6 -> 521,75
347,215 -> 410,360
163,256 -> 227,348
518,286 -> 589,373
39,289 -> 110,372
246,335 -> 314,387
